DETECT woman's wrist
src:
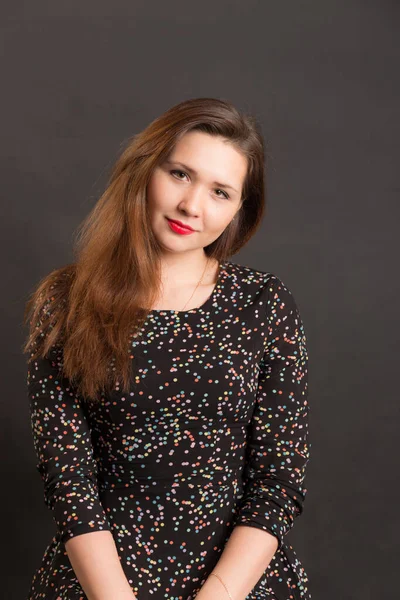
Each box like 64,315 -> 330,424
195,572 -> 233,600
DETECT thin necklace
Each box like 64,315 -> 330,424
180,257 -> 212,311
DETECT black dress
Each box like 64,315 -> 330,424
27,260 -> 312,599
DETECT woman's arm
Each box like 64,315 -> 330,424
27,304 -> 137,599
65,531 -> 137,600
196,274 -> 311,600
195,525 -> 278,600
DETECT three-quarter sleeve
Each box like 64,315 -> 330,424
28,342 -> 112,545
233,274 -> 311,551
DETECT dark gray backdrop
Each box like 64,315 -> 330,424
1,1 -> 398,598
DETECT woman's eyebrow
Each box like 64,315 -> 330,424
164,159 -> 238,193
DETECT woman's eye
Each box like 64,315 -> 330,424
171,169 -> 187,180
170,170 -> 229,199
215,189 -> 230,199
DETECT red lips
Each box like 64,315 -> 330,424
167,218 -> 195,231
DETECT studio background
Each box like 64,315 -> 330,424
1,1 -> 398,598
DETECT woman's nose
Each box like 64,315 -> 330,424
179,185 -> 205,213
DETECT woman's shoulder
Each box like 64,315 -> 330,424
224,259 -> 284,290
24,266 -> 73,360
223,260 -> 302,314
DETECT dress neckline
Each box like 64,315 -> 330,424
148,259 -> 229,315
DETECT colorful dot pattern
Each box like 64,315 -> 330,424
27,260 -> 311,599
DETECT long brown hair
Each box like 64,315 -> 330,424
22,97 -> 267,402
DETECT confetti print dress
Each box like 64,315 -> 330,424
27,260 -> 312,600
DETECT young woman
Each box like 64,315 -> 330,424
24,97 -> 312,600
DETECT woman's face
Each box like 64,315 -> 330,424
146,131 -> 247,255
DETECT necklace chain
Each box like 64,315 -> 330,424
180,257 -> 212,311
